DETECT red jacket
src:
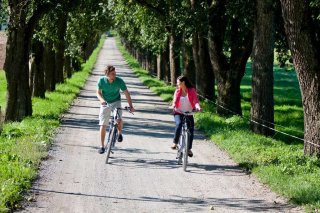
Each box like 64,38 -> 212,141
173,87 -> 200,112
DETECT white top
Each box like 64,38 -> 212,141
177,96 -> 193,113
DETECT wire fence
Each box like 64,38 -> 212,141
196,92 -> 320,148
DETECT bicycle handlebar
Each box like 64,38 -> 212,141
116,106 -> 134,115
175,109 -> 200,116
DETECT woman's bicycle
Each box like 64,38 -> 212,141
175,110 -> 196,172
105,106 -> 133,164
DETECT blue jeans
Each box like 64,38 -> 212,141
173,114 -> 194,149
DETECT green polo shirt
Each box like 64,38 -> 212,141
97,76 -> 127,103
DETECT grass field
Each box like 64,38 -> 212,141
116,38 -> 320,212
0,37 -> 105,212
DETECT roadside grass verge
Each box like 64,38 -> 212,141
0,70 -> 6,109
0,70 -> 5,129
0,36 -> 105,212
116,38 -> 320,212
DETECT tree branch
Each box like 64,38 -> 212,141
133,0 -> 166,19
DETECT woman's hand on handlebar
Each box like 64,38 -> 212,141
194,106 -> 202,112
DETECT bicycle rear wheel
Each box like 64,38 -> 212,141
105,127 -> 117,164
183,130 -> 189,171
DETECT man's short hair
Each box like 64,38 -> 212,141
104,65 -> 115,75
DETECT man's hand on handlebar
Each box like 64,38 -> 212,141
125,106 -> 135,114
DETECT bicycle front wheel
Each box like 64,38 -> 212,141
183,130 -> 189,171
105,127 -> 117,164
177,134 -> 184,165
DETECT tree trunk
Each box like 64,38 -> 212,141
44,42 -> 56,91
169,33 -> 181,85
157,46 -> 170,84
199,34 -> 215,100
213,38 -> 252,115
4,27 -> 32,121
157,54 -> 164,80
29,55 -> 35,95
64,55 -> 72,78
250,0 -> 275,136
157,40 -> 170,83
280,0 -> 320,155
71,56 -> 81,72
143,50 -> 148,70
181,34 -> 195,85
208,3 -> 253,116
82,37 -> 97,61
147,52 -> 156,75
138,49 -> 143,66
216,75 -> 243,115
31,40 -> 45,98
190,0 -> 215,100
192,33 -> 215,100
55,13 -> 68,84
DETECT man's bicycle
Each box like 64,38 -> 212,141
105,106 -> 133,164
176,110 -> 196,172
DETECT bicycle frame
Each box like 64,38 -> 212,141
105,106 -> 133,164
105,108 -> 121,163
176,111 -> 194,171
108,109 -> 120,146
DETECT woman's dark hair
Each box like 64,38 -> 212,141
177,76 -> 194,88
104,65 -> 115,75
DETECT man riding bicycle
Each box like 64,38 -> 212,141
96,65 -> 135,154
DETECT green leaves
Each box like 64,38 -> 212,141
0,0 -> 8,24
112,1 -> 166,52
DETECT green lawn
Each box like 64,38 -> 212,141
0,37 -> 105,212
116,38 -> 320,212
241,63 -> 304,140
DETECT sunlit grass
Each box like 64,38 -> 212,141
0,36 -> 105,212
0,70 -> 6,110
116,38 -> 320,211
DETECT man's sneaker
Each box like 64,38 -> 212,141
188,150 -> 193,157
117,134 -> 123,142
98,147 -> 105,154
171,143 -> 177,150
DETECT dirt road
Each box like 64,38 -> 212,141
20,37 -> 301,213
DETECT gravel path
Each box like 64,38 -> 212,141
20,37 -> 302,213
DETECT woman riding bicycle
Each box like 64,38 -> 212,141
171,76 -> 201,157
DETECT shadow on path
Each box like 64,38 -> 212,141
26,188 -> 292,212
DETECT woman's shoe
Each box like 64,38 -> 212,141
188,150 -> 193,157
171,143 -> 177,149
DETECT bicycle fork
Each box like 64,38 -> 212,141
106,119 -> 117,154
176,125 -> 187,164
